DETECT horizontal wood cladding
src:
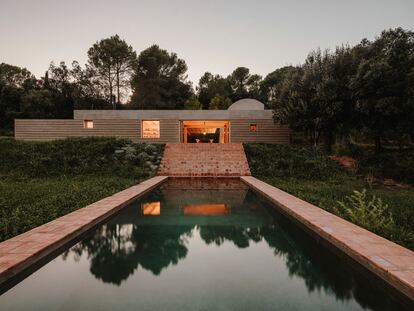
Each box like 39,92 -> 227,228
15,119 -> 179,143
15,119 -> 288,144
15,119 -> 140,141
230,119 -> 290,144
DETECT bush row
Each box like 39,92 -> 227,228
0,137 -> 164,178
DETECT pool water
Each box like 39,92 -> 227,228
0,178 -> 409,310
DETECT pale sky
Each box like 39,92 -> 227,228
1,0 -> 413,84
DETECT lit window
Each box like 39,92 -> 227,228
182,204 -> 230,216
84,120 -> 93,129
249,124 -> 257,132
142,120 -> 160,138
141,202 -> 160,215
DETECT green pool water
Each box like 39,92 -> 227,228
0,178 -> 410,310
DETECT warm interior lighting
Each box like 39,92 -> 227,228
142,120 -> 160,138
84,120 -> 94,129
182,204 -> 230,216
141,202 -> 161,215
182,120 -> 230,143
249,124 -> 257,132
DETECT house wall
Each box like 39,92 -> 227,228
14,119 -> 181,143
15,110 -> 290,143
14,119 -> 141,141
230,119 -> 290,144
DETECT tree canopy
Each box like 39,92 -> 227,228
87,35 -> 137,108
1,28 -> 413,152
272,28 -> 414,151
129,45 -> 192,109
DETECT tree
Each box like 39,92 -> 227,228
0,63 -> 34,88
208,94 -> 232,110
129,45 -> 192,109
184,94 -> 202,110
197,72 -> 231,109
228,67 -> 250,101
227,67 -> 263,102
0,63 -> 37,131
245,74 -> 263,101
351,28 -> 414,151
45,62 -> 75,118
87,35 -> 137,108
273,48 -> 354,150
20,89 -> 54,118
70,61 -> 112,110
261,66 -> 296,105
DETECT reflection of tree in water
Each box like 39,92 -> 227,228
199,220 -> 406,310
199,226 -> 261,248
69,223 -> 193,285
259,220 -> 406,311
66,210 -> 406,310
132,225 -> 192,275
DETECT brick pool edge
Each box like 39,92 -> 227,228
0,176 -> 168,286
241,176 -> 414,303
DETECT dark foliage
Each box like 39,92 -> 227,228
0,138 -> 164,241
244,143 -> 414,249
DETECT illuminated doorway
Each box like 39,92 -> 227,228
181,121 -> 229,143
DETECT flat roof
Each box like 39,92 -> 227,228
74,109 -> 274,120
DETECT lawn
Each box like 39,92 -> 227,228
0,137 -> 164,242
244,143 -> 414,250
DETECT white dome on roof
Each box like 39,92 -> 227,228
227,98 -> 265,110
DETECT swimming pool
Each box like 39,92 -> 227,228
0,178 -> 409,310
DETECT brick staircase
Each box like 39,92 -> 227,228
157,143 -> 251,177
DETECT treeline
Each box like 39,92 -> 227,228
0,34 -> 265,133
1,28 -> 413,151
271,28 -> 414,151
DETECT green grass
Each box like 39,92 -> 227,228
0,175 -> 139,241
244,143 -> 414,250
0,137 -> 164,241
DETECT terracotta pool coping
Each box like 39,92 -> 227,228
241,176 -> 414,302
0,175 -> 168,286
1,175 -> 413,303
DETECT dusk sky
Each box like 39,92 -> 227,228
1,0 -> 414,84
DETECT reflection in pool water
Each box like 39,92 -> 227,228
182,204 -> 230,215
141,201 -> 161,215
0,178 -> 410,311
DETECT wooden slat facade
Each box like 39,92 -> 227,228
230,119 -> 290,144
15,119 -> 140,141
15,116 -> 289,144
14,119 -> 180,143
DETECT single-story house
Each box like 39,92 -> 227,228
14,99 -> 290,143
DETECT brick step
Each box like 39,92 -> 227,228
157,143 -> 251,177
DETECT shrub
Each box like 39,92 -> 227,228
334,189 -> 413,245
335,190 -> 394,235
332,142 -> 414,185
244,143 -> 347,181
0,137 -> 165,241
0,137 -> 164,178
359,149 -> 414,184
244,143 -> 414,249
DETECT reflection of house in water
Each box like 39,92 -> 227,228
182,204 -> 230,216
134,178 -> 273,227
160,177 -> 249,213
141,202 -> 160,215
